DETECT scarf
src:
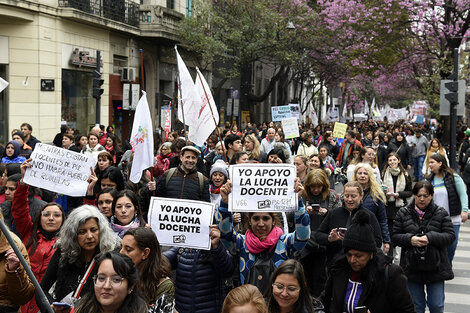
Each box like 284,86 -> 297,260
110,216 -> 141,238
245,226 -> 283,254
383,167 -> 407,207
425,147 -> 445,169
210,184 -> 222,194
414,205 -> 425,221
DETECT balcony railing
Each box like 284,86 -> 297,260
139,5 -> 184,40
59,0 -> 139,27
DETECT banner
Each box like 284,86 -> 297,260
228,164 -> 297,212
24,143 -> 96,197
148,197 -> 215,250
0,77 -> 9,93
271,105 -> 292,121
288,103 -> 301,121
332,122 -> 348,139
328,107 -> 339,122
129,91 -> 154,184
281,117 -> 300,139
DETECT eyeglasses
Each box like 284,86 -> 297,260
93,274 -> 125,287
272,283 -> 300,294
251,215 -> 271,222
41,211 -> 62,218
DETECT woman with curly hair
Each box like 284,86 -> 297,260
352,163 -> 390,254
244,134 -> 267,163
39,205 -> 120,311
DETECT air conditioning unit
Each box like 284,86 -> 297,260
120,67 -> 137,82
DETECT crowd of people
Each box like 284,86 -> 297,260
0,118 -> 469,313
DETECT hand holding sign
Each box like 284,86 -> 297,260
209,225 -> 221,249
294,178 -> 304,198
20,159 -> 32,179
220,180 -> 232,203
87,167 -> 98,196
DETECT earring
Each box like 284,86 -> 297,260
128,288 -> 133,294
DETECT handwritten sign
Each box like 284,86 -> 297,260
148,197 -> 215,250
24,143 -> 96,197
333,122 -> 348,139
228,164 -> 297,212
271,105 -> 292,121
282,117 -> 300,139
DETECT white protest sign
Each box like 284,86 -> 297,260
281,117 -> 300,139
148,197 -> 215,250
228,164 -> 297,212
24,143 -> 96,197
271,105 -> 292,121
289,103 -> 301,121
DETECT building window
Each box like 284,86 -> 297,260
186,0 -> 192,16
61,69 -> 95,136
167,0 -> 174,9
0,64 -> 7,144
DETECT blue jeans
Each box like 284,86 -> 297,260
413,155 -> 425,181
408,280 -> 445,313
447,224 -> 460,262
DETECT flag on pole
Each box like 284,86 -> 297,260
364,99 -> 369,115
309,103 -> 318,127
129,91 -> 154,184
164,102 -> 172,140
187,67 -> 219,146
175,46 -> 201,127
371,97 -> 381,117
0,77 -> 8,93
342,104 -> 348,117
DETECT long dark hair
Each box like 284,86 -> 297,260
381,152 -> 409,180
123,228 -> 171,304
74,252 -> 148,313
112,190 -> 146,226
26,203 -> 65,254
267,260 -> 314,313
429,153 -> 455,177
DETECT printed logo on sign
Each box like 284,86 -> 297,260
258,200 -> 271,210
173,235 -> 186,244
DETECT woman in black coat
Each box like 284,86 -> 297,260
391,132 -> 412,169
392,181 -> 455,313
320,210 -> 415,313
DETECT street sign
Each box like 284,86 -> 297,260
439,80 -> 465,116
40,79 -> 54,91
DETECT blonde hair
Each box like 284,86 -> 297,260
244,134 -> 261,160
352,163 -> 386,204
222,284 -> 267,313
304,168 -> 330,201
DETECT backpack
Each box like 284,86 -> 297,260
245,250 -> 276,296
165,167 -> 205,198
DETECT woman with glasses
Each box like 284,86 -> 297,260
266,259 -> 314,313
110,190 -> 148,239
39,205 -> 120,312
10,161 -> 66,313
74,251 -> 148,313
393,181 -> 455,313
217,179 -> 310,295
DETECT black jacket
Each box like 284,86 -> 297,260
315,205 -> 382,267
392,200 -> 455,284
320,253 -> 416,313
427,173 -> 462,216
392,140 -> 412,168
157,165 -> 210,202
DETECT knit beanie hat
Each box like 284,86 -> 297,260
12,131 -> 25,142
210,160 -> 229,179
342,210 -> 377,253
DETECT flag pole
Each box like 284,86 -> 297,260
195,67 -> 228,162
139,49 -> 145,91
0,219 -> 54,313
177,73 -> 189,145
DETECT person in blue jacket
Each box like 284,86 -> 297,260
352,162 -> 391,254
1,141 -> 26,164
216,178 -> 310,296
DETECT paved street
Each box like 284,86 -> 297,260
445,222 -> 470,313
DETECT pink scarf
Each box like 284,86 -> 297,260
245,226 -> 283,254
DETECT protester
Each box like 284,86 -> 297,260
221,284 -> 267,313
96,187 -> 118,219
392,132 -> 412,169
120,228 -> 174,311
95,152 -> 114,187
12,131 -> 32,159
410,129 -> 429,181
202,134 -> 218,157
217,134 -> 243,164
39,205 -> 120,310
266,259 -> 314,313
321,210 -> 415,313
393,181 -> 455,313
104,134 -> 122,165
153,142 -> 174,179
1,140 -> 27,164
296,131 -> 318,157
62,134 -> 75,150
267,147 -> 288,164
274,131 -> 293,163
318,131 -> 339,159
426,153 -> 468,262
81,133 -> 105,161
358,147 -> 382,183
0,210 -> 35,312
110,190 -> 147,238
352,163 -> 390,254
316,181 -> 382,268
293,155 -> 309,183
20,122 -> 41,150
100,166 -> 126,192
72,135 -> 88,153
422,138 -> 448,177
371,134 -> 389,172
230,151 -> 250,165
244,134 -> 267,163
73,251 -> 148,313
217,178 -> 310,295
53,123 -> 68,147
260,128 -> 277,154
209,161 -> 229,206
336,131 -> 363,167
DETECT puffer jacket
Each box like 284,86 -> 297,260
392,200 -> 455,284
163,243 -> 233,313
217,200 -> 310,286
157,166 -> 210,202
362,189 -> 390,243
11,182 -> 58,313
321,253 -> 416,313
0,230 -> 35,312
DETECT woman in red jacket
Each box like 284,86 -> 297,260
11,161 -> 65,313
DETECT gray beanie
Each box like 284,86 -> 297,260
210,162 -> 229,179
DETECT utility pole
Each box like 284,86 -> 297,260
93,50 -> 104,125
444,48 -> 459,170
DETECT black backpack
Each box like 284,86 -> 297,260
245,250 -> 276,296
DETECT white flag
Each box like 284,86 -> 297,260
364,99 -> 369,115
342,104 -> 349,118
129,91 -> 154,184
0,77 -> 8,93
175,46 -> 201,127
187,68 -> 219,146
309,103 -> 318,127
